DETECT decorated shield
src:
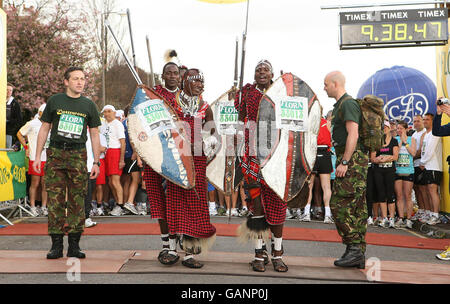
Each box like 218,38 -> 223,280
206,90 -> 240,195
257,73 -> 321,202
127,85 -> 196,189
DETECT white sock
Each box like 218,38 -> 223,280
255,238 -> 263,250
304,204 -> 311,215
432,212 -> 439,218
169,238 -> 177,251
273,237 -> 282,251
325,206 -> 331,217
209,202 -> 216,209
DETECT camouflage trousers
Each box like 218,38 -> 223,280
44,147 -> 88,235
330,149 -> 368,253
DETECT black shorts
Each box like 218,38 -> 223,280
395,174 -> 414,182
373,167 -> 396,203
414,167 -> 427,185
312,149 -> 333,174
423,170 -> 443,185
123,157 -> 140,174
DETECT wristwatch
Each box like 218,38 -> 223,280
93,161 -> 101,167
341,159 -> 349,166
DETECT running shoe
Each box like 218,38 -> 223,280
426,215 -> 441,226
29,206 -> 39,217
110,205 -> 124,216
85,218 -> 97,228
124,202 -> 139,215
389,217 -> 395,228
436,246 -> 450,261
239,207 -> 249,217
298,212 -> 311,222
405,219 -> 413,229
41,206 -> 48,217
367,216 -> 374,225
231,208 -> 239,217
394,218 -> 406,229
96,206 -> 105,216
378,218 -> 388,228
323,215 -> 334,224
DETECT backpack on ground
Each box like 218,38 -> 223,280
340,94 -> 385,152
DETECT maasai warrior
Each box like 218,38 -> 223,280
143,62 -> 181,265
164,68 -> 218,268
234,60 -> 289,272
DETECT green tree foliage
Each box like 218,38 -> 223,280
6,2 -> 99,110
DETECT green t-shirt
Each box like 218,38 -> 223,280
331,93 -> 361,147
41,93 -> 101,144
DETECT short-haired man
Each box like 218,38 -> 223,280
411,115 -> 427,221
17,103 -> 49,217
324,71 -> 368,269
34,67 -> 101,259
101,105 -> 130,216
420,113 -> 442,225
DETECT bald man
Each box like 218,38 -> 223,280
324,71 -> 368,269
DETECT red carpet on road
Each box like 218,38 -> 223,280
0,222 -> 448,250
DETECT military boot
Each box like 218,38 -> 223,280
47,234 -> 64,259
335,244 -> 351,263
334,244 -> 365,269
67,233 -> 86,259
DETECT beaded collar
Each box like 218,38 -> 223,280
176,91 -> 202,117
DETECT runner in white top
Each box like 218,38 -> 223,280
101,105 -> 127,216
94,126 -> 108,216
411,115 -> 427,222
419,113 -> 443,225
17,104 -> 49,217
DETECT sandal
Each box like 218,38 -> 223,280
271,257 -> 288,272
158,249 -> 180,265
250,258 -> 266,272
182,257 -> 204,269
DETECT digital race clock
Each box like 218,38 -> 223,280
339,8 -> 448,49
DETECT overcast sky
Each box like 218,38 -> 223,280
110,0 -> 438,113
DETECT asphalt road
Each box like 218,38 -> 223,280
0,215 -> 447,285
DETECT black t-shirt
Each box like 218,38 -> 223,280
41,93 -> 101,145
374,137 -> 398,170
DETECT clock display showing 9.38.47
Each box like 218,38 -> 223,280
339,8 -> 448,49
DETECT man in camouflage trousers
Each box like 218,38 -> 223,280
324,71 -> 368,269
45,148 -> 88,235
34,67 -> 101,259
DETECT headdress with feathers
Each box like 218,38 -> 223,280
164,49 -> 181,65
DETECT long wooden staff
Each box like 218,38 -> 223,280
146,35 -> 156,88
126,8 -> 137,71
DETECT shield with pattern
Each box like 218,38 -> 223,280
128,85 -> 195,189
257,73 -> 321,202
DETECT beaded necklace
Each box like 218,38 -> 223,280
176,91 -> 201,117
163,85 -> 179,94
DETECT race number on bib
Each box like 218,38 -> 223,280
275,96 -> 308,132
135,99 -> 176,137
217,101 -> 239,135
57,114 -> 84,139
397,153 -> 410,167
